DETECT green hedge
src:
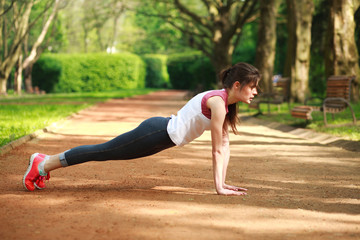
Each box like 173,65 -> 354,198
32,53 -> 146,93
143,54 -> 170,88
167,52 -> 216,90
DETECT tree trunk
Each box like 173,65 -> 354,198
0,0 -> 33,94
14,53 -> 23,94
83,26 -> 89,53
23,0 -> 59,69
0,76 -> 6,94
20,0 -> 59,93
24,64 -> 34,93
255,0 -> 281,93
284,0 -> 314,103
1,0 -> 8,60
325,0 -> 360,102
212,40 -> 233,87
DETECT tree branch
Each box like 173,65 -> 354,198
174,0 -> 212,30
167,18 -> 211,39
0,0 -> 15,17
23,0 -> 60,69
130,5 -> 212,38
230,0 -> 258,36
192,36 -> 212,58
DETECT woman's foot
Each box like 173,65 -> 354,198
23,153 -> 50,191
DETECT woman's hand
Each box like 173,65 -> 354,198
216,187 -> 247,196
223,184 -> 248,192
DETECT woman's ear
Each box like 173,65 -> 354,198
233,81 -> 241,89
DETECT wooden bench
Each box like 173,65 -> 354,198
291,75 -> 357,126
249,77 -> 290,114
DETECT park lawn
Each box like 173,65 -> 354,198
239,101 -> 360,141
0,89 -> 153,148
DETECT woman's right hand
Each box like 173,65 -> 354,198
223,184 -> 248,192
216,188 -> 247,196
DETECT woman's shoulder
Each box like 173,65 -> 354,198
201,89 -> 227,103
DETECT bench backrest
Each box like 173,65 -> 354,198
273,77 -> 290,101
325,75 -> 354,108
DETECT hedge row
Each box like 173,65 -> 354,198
143,54 -> 170,88
167,51 -> 216,90
33,53 -> 146,93
32,52 -> 217,93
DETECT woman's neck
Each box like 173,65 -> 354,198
226,88 -> 237,105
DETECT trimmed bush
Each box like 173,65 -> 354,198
143,54 -> 170,88
167,52 -> 216,90
32,53 -> 146,93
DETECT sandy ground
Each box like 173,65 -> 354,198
0,90 -> 359,240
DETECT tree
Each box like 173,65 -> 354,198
61,0 -> 127,53
136,0 -> 259,84
325,0 -> 360,102
132,3 -> 191,54
0,0 -> 59,94
284,0 -> 314,102
19,0 -> 61,94
254,0 -> 281,92
0,0 -> 33,94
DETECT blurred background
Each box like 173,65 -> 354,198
0,0 -> 359,102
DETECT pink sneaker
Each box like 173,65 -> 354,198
33,153 -> 50,190
34,172 -> 50,189
23,153 -> 47,191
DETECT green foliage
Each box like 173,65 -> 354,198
355,7 -> 360,65
28,0 -> 66,53
233,22 -> 258,65
308,54 -> 326,97
32,56 -> 62,92
143,54 -> 170,88
309,0 -> 329,97
167,52 -> 216,90
132,1 -> 194,55
32,53 -> 146,93
274,2 -> 288,76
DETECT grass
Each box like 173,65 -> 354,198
0,89 -> 153,148
239,101 -> 360,141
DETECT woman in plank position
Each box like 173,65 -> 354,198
23,62 -> 260,196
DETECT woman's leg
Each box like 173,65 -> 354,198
24,117 -> 174,191
45,117 -> 174,172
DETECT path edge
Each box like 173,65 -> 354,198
241,115 -> 360,152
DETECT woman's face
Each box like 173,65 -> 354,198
237,82 -> 258,104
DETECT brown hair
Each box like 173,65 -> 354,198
219,62 -> 261,134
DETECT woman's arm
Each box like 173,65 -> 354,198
207,96 -> 247,196
222,127 -> 248,193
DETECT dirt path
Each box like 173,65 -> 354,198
0,90 -> 359,240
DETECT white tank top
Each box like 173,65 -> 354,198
167,89 -> 228,146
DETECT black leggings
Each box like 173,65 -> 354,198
60,117 -> 175,166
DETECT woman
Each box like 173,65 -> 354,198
23,62 -> 260,196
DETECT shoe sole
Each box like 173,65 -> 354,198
34,182 -> 44,190
22,153 -> 39,191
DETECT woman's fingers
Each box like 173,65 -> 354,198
224,184 -> 248,192
217,188 -> 248,196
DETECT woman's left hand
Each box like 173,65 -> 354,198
223,184 -> 248,192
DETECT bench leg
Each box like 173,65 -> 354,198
323,102 -> 357,126
323,110 -> 328,127
348,104 -> 357,125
